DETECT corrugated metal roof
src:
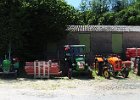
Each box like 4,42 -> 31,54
67,25 -> 140,32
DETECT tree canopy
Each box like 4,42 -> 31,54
0,0 -> 79,59
78,0 -> 140,25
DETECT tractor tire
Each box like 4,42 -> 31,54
88,70 -> 94,79
62,62 -> 69,76
14,70 -> 18,78
68,68 -> 72,79
95,62 -> 103,76
103,69 -> 110,79
0,68 -> 3,72
14,73 -> 17,79
0,68 -> 3,77
122,70 -> 129,78
113,72 -> 118,77
95,62 -> 99,75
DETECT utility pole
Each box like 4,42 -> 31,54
8,39 -> 11,60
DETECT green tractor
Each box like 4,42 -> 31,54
0,57 -> 19,78
63,45 -> 94,79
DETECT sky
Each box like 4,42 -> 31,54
65,0 -> 81,9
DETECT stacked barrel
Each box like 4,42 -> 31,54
126,48 -> 140,60
25,62 -> 34,75
126,48 -> 140,75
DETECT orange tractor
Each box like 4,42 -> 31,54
94,55 -> 131,79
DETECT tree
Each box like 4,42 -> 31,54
0,0 -> 79,59
113,2 -> 140,25
90,0 -> 109,14
112,0 -> 135,12
79,0 -> 91,24
0,0 -> 24,57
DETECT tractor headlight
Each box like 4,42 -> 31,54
85,63 -> 88,66
77,62 -> 81,66
72,63 -> 75,66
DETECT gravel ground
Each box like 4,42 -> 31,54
0,72 -> 140,100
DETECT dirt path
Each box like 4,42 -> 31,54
0,73 -> 140,100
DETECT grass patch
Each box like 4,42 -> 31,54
129,71 -> 140,80
92,70 -> 105,81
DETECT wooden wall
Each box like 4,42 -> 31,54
46,32 -> 140,61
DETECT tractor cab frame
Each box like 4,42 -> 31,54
63,45 -> 93,79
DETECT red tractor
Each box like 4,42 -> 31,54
94,55 -> 131,79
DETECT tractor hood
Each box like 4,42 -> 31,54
75,55 -> 85,62
75,56 -> 87,71
2,59 -> 11,72
75,57 -> 85,62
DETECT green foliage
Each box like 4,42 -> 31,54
79,0 -> 92,24
136,15 -> 140,24
88,15 -> 99,25
78,0 -> 140,25
98,17 -> 105,25
100,12 -> 115,25
0,0 -> 79,59
128,16 -> 136,25
90,0 -> 109,14
79,0 -> 140,25
0,0 -> 24,56
79,0 -> 110,25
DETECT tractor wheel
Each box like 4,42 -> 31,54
88,70 -> 94,79
0,68 -> 3,77
95,62 -> 103,76
103,69 -> 110,79
95,62 -> 99,75
68,68 -> 72,79
113,72 -> 118,77
62,62 -> 69,76
14,70 -> 18,78
14,73 -> 17,79
122,70 -> 129,78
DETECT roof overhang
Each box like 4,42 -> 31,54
64,45 -> 85,47
67,25 -> 140,32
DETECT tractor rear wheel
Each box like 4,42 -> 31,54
68,68 -> 72,79
88,70 -> 94,79
95,62 -> 103,76
95,62 -> 99,75
122,70 -> 129,78
103,69 -> 110,79
62,61 -> 69,76
14,70 -> 18,78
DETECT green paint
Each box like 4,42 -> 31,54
2,59 -> 11,72
75,57 -> 88,71
112,33 -> 122,53
13,62 -> 19,69
75,57 -> 85,71
75,57 -> 84,61
78,34 -> 90,53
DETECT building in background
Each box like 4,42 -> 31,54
47,25 -> 140,61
